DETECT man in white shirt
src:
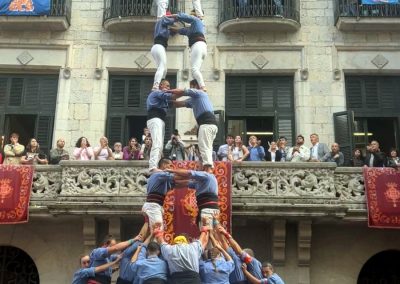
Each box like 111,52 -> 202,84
287,135 -> 310,162
309,133 -> 329,162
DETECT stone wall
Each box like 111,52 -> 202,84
1,0 -> 400,150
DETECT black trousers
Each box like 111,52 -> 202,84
169,271 -> 201,284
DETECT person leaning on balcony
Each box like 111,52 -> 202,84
49,138 -> 69,165
217,134 -> 234,161
151,16 -> 176,90
247,135 -> 265,161
265,141 -> 282,162
151,0 -> 168,18
228,135 -> 249,162
350,148 -> 364,167
3,132 -> 25,165
364,140 -> 386,167
277,136 -> 289,162
309,133 -> 329,162
21,138 -> 48,165
286,134 -> 310,162
321,142 -> 344,166
94,136 -> 114,161
88,235 -> 140,284
139,136 -> 152,160
112,142 -> 123,160
123,137 -> 141,160
72,254 -> 122,284
168,11 -> 208,91
73,137 -> 94,161
387,148 -> 400,168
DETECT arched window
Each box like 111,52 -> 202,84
0,246 -> 39,284
357,249 -> 400,284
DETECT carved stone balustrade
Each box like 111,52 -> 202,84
30,161 -> 365,222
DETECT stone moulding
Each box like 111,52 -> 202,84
30,161 -> 366,219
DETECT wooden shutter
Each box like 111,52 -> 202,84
39,78 -> 58,109
127,79 -> 141,108
245,78 -> 258,109
35,115 -> 54,155
275,116 -> 294,146
8,78 -> 24,106
110,79 -> 126,107
345,77 -> 363,109
333,111 -> 354,166
260,79 -> 274,108
276,77 -> 293,110
24,78 -> 40,108
0,77 -> 7,107
364,78 -> 379,109
107,116 -> 125,145
225,77 -> 243,112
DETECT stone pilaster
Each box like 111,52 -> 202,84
272,220 -> 286,265
82,216 -> 96,254
298,220 -> 312,284
108,217 -> 121,242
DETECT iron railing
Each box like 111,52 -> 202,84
334,0 -> 400,23
219,0 -> 300,25
104,0 -> 185,23
50,0 -> 71,24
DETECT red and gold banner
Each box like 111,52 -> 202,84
163,161 -> 232,243
364,167 -> 400,229
0,165 -> 33,224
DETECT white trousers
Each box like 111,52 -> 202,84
190,41 -> 207,88
199,208 -> 220,229
151,44 -> 167,89
198,124 -> 217,167
147,117 -> 165,170
192,0 -> 204,17
142,202 -> 164,231
152,0 -> 168,18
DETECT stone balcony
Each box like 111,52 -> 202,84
31,161 -> 365,222
218,0 -> 301,33
103,0 -> 184,32
334,0 -> 400,32
0,0 -> 71,32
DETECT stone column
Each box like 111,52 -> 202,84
82,216 -> 96,254
272,219 -> 286,265
108,217 -> 121,242
298,220 -> 312,284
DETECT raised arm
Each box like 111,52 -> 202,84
242,264 -> 262,284
216,225 -> 244,256
172,100 -> 187,108
95,254 -> 123,273
210,234 -> 232,262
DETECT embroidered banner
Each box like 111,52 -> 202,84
163,161 -> 232,243
0,165 -> 33,224
362,0 -> 399,4
0,0 -> 50,16
364,167 -> 400,229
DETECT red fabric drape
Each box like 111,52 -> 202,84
364,167 -> 400,229
0,165 -> 33,224
163,161 -> 232,243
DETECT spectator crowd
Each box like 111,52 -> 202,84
0,131 -> 397,168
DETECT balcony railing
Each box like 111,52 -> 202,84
334,0 -> 400,31
218,0 -> 300,33
0,0 -> 71,31
30,161 -> 366,220
103,0 -> 185,32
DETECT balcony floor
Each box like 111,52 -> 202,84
336,17 -> 400,31
104,16 -> 156,32
0,16 -> 69,31
219,17 -> 301,33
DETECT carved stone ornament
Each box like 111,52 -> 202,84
135,54 -> 151,69
252,55 -> 269,70
184,126 -> 198,135
17,51 -> 34,65
371,54 -> 389,69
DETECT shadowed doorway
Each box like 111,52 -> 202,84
0,246 -> 39,283
357,250 -> 400,284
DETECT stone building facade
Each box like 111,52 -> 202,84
1,0 -> 400,283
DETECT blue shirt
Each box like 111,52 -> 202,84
184,89 -> 214,119
248,146 -> 265,161
146,90 -> 173,112
177,12 -> 205,36
188,170 -> 218,196
147,171 -> 175,195
241,253 -> 263,280
119,241 -> 141,281
154,17 -> 175,39
199,257 -> 234,284
227,248 -> 246,283
71,267 -> 95,284
89,247 -> 112,277
132,246 -> 168,284
161,240 -> 203,273
260,273 -> 285,284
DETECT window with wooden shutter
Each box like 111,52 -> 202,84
107,116 -> 124,146
0,78 -> 8,108
35,115 -> 54,155
9,78 -> 24,107
333,111 -> 354,166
